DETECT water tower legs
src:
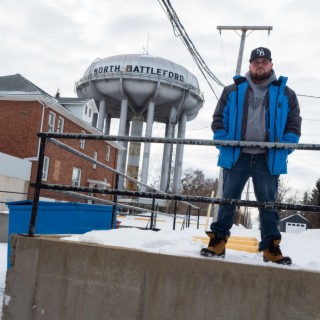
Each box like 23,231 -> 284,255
126,115 -> 144,190
97,99 -> 106,131
104,114 -> 111,135
140,101 -> 155,192
172,112 -> 187,194
160,107 -> 177,192
116,99 -> 128,190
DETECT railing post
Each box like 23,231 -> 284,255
112,173 -> 119,229
173,200 -> 177,230
29,135 -> 47,236
150,197 -> 156,230
197,208 -> 200,229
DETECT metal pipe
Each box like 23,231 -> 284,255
40,133 -> 320,151
35,184 -> 320,213
57,189 -> 196,222
47,138 -> 199,209
29,136 -> 47,236
150,198 -> 156,230
173,200 -> 177,230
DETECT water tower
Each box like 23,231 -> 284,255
76,54 -> 204,193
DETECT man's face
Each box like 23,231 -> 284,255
249,58 -> 273,82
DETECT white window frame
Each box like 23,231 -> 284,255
42,156 -> 49,181
93,151 -> 97,169
106,145 -> 111,162
57,116 -> 64,133
48,112 -> 56,133
72,167 -> 81,187
80,130 -> 86,149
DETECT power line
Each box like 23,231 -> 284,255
297,94 -> 320,99
158,0 -> 224,99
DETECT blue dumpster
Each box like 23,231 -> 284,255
7,200 -> 115,268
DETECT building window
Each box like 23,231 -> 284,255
72,167 -> 81,187
93,152 -> 97,169
106,145 -> 111,162
89,108 -> 92,117
85,105 -> 88,115
57,116 -> 64,133
42,156 -> 49,181
80,130 -> 86,149
48,112 -> 56,132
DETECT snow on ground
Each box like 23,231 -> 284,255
62,214 -> 320,272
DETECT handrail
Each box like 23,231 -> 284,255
40,133 -> 320,151
28,132 -> 320,236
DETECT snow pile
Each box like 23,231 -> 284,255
62,214 -> 320,272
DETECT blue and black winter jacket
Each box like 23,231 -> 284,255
212,75 -> 302,175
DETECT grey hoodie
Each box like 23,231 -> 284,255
242,70 -> 277,154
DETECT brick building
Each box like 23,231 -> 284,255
0,74 -> 122,203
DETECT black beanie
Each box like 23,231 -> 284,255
249,47 -> 272,63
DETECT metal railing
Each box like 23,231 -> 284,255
29,133 -> 320,236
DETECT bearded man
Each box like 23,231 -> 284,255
201,47 -> 302,265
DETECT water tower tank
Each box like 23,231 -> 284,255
75,54 -> 204,193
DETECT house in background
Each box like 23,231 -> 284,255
0,74 -> 123,203
57,97 -> 99,127
0,152 -> 32,242
279,213 -> 310,233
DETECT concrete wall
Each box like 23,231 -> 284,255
2,235 -> 320,320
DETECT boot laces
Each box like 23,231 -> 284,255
270,244 -> 282,256
209,237 -> 225,247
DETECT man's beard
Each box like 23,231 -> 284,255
250,69 -> 272,82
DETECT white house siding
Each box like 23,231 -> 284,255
0,152 -> 32,212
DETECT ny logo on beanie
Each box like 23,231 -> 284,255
256,48 -> 266,57
249,47 -> 272,62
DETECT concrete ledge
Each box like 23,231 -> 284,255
2,235 -> 320,320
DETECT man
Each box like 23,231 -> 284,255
200,47 -> 301,265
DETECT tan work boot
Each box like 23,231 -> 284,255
200,231 -> 229,258
263,240 -> 292,265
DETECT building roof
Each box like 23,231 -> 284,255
56,97 -> 91,104
0,74 -> 123,150
280,213 -> 310,223
0,74 -> 52,97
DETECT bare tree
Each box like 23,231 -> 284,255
276,177 -> 302,220
301,178 -> 320,228
180,168 -> 218,216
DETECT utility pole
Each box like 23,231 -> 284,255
211,26 -> 273,225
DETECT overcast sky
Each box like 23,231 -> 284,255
1,0 -> 320,198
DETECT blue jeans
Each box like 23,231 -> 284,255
210,153 -> 281,251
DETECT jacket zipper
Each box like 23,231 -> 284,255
233,86 -> 239,165
272,86 -> 281,173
